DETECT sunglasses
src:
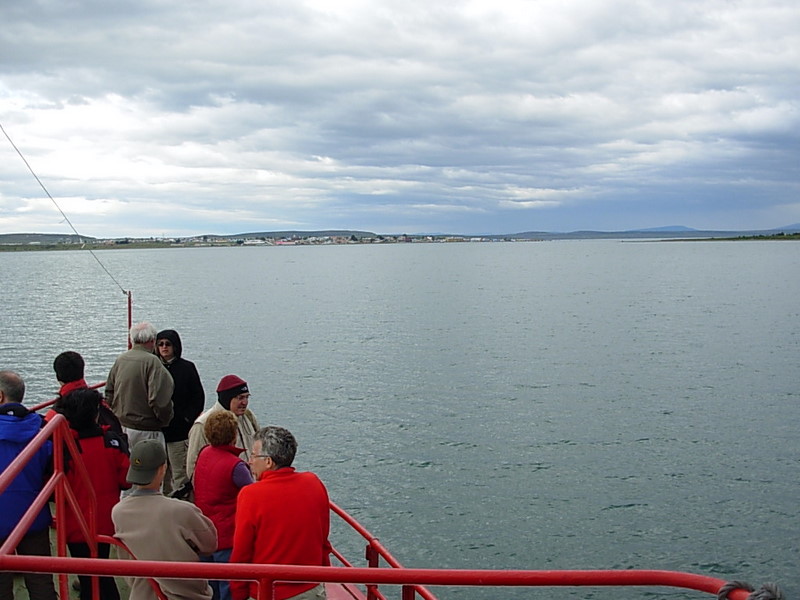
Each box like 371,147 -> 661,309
157,341 -> 172,347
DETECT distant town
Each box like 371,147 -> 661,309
0,227 -> 798,251
0,231 -> 540,251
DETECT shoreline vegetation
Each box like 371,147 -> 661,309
0,231 -> 798,252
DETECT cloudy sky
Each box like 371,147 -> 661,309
1,0 -> 798,237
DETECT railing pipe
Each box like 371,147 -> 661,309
0,554 -> 754,600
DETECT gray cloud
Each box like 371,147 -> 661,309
1,0 -> 798,237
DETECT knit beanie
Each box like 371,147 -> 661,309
216,374 -> 248,410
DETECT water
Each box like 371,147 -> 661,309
1,241 -> 798,599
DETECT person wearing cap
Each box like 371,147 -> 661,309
112,438 -> 218,600
155,329 -> 205,494
185,375 -> 259,481
230,426 -> 331,600
105,322 -> 174,454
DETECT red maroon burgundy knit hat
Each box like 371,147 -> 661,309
216,374 -> 249,410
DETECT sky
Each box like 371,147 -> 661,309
1,0 -> 798,238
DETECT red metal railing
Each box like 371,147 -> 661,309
0,414 -> 756,600
0,413 -> 100,599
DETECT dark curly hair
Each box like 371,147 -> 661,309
55,388 -> 101,433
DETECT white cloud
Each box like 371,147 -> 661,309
1,0 -> 798,236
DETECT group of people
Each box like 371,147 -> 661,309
0,321 -> 331,600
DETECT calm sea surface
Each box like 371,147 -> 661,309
1,241 -> 798,599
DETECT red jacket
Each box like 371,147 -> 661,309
231,467 -> 332,600
193,444 -> 245,550
63,429 -> 130,543
46,380 -> 124,436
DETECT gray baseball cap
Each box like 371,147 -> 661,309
126,439 -> 167,485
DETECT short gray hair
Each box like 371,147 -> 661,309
0,370 -> 25,404
129,322 -> 157,345
254,426 -> 297,468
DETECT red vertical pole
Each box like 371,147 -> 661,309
52,424 -> 69,600
256,579 -> 275,600
366,544 -> 380,600
127,290 -> 132,349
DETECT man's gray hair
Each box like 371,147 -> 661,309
254,426 -> 297,468
129,322 -> 158,345
0,370 -> 25,404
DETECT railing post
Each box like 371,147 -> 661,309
52,421 -> 70,600
402,585 -> 418,600
256,578 -> 275,600
365,542 -> 380,569
365,542 -> 380,600
127,290 -> 132,349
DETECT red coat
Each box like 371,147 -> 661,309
193,444 -> 245,550
231,467 -> 332,600
63,430 -> 130,543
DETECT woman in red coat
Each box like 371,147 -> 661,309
193,410 -> 254,600
55,388 -> 130,600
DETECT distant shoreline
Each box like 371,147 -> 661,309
1,232 -> 797,252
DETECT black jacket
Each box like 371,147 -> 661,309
156,330 -> 206,442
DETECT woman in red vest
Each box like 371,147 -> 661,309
193,410 -> 254,600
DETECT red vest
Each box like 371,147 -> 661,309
193,444 -> 244,549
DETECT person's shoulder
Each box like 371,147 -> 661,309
117,347 -> 139,359
0,402 -> 33,419
112,493 -> 150,516
165,495 -> 208,518
177,357 -> 197,368
142,351 -> 163,363
2,407 -> 46,433
237,477 -> 265,498
242,409 -> 259,428
297,470 -> 328,491
102,429 -> 129,454
192,406 -> 215,425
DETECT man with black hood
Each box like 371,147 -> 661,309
156,329 -> 205,494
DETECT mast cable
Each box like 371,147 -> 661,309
1,122 -> 128,295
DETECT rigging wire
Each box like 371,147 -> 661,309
1,121 -> 128,295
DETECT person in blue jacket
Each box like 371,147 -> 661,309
0,370 -> 57,600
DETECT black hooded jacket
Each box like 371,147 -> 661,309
156,329 -> 206,442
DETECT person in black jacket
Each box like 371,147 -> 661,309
156,329 -> 205,494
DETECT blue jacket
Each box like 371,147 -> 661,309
0,404 -> 52,537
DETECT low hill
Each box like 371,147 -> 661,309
0,233 -> 94,244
